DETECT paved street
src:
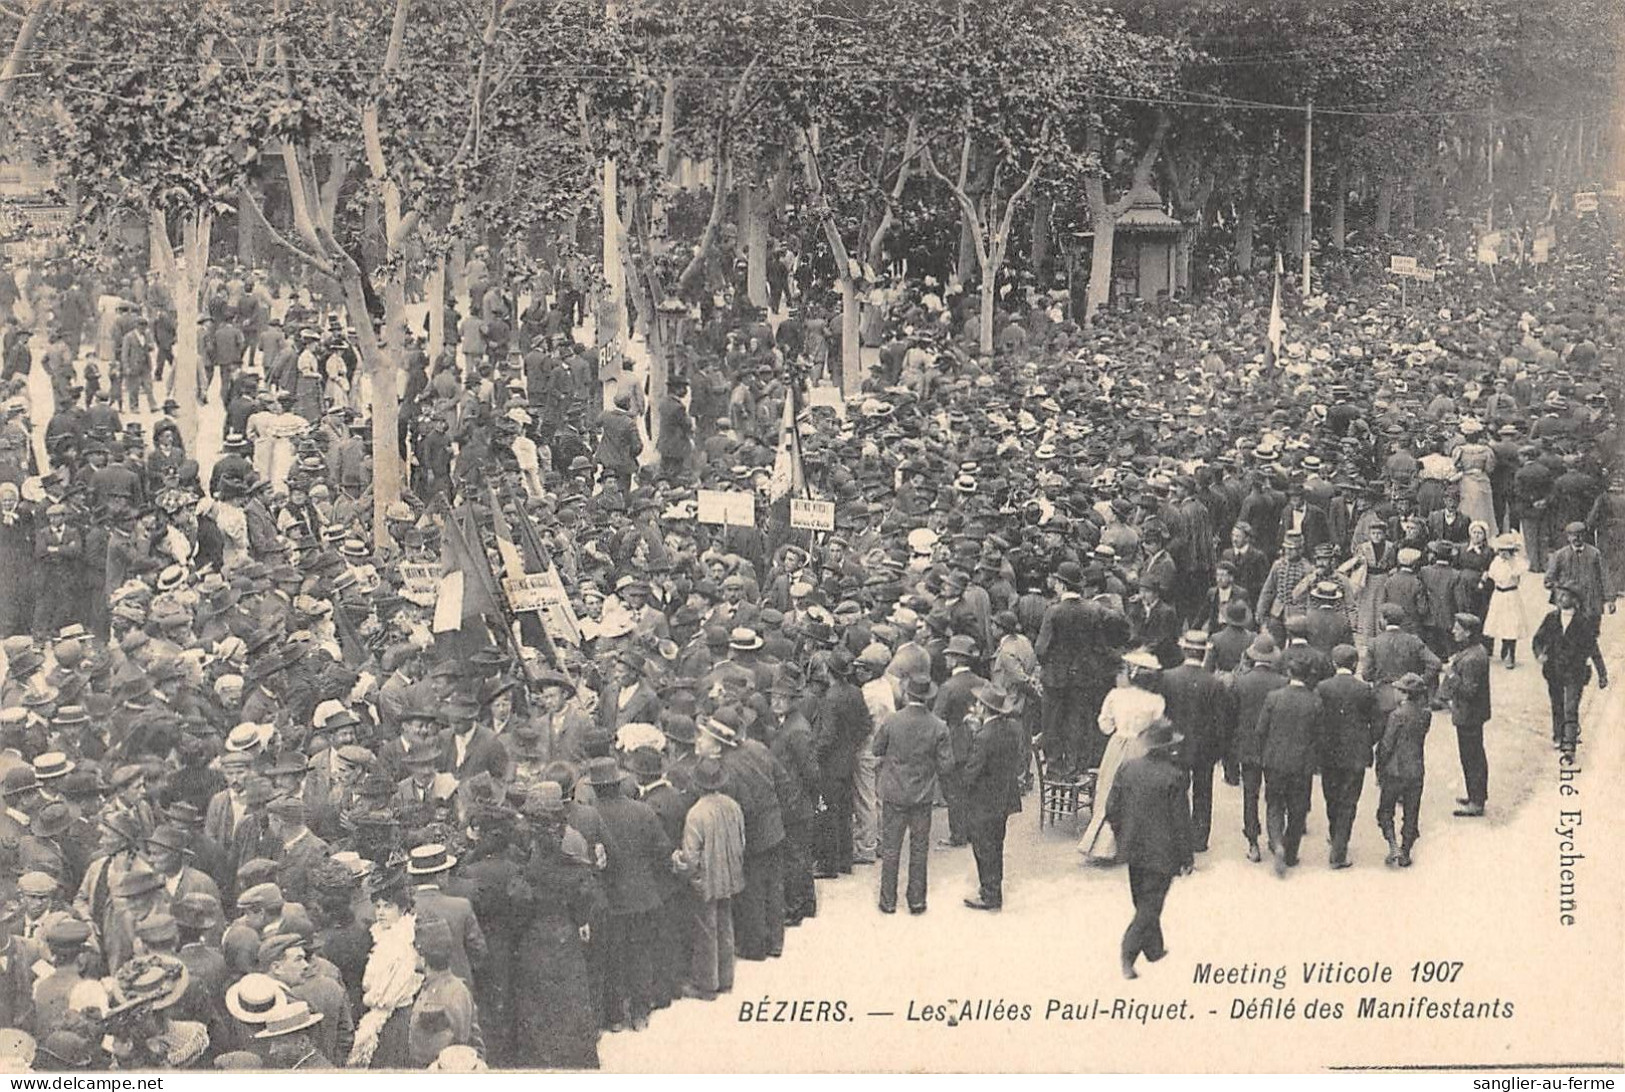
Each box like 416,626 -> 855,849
603,597 -> 1625,1072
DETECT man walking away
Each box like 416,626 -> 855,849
1105,720 -> 1192,980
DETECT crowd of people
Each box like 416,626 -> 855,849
0,190 -> 1617,1069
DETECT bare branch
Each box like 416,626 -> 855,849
797,125 -> 853,275
922,144 -> 989,270
240,189 -> 335,276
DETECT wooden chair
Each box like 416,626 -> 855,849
1033,733 -> 1096,829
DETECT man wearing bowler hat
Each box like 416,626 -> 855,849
1157,631 -> 1232,852
960,684 -> 1024,911
588,754 -> 671,1031
1033,560 -> 1096,777
871,670 -> 953,916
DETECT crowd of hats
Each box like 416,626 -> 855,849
0,195 -> 1617,1072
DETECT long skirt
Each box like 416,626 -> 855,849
1078,729 -> 1149,862
1458,471 -> 1497,534
514,915 -> 600,1069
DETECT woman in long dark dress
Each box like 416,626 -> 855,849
0,484 -> 34,635
510,791 -> 604,1070
456,805 -> 525,1068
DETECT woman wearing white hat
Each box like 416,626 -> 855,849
1482,533 -> 1530,669
1079,650 -> 1166,863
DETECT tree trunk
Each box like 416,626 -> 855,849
427,256 -> 446,360
237,183 -> 258,268
150,209 -> 210,450
1085,213 -> 1115,319
372,272 -> 407,538
1030,192 -> 1052,287
978,268 -> 995,355
1330,162 -> 1347,250
956,212 -> 977,286
1175,227 -> 1193,296
838,276 -> 861,394
1399,184 -> 1416,231
1234,202 -> 1255,273
601,156 -> 624,354
745,181 -> 770,308
450,237 -> 468,317
1375,175 -> 1395,236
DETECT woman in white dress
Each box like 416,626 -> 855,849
1079,650 -> 1166,863
1482,533 -> 1529,669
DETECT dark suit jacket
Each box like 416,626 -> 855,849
1220,546 -> 1271,599
1314,671 -> 1379,770
1531,608 -> 1604,684
1304,606 -> 1354,653
872,704 -> 954,807
1257,682 -> 1323,775
1442,642 -> 1492,726
720,739 -> 788,854
1034,597 -> 1095,687
1157,662 -> 1232,766
1279,503 -> 1331,553
1376,702 -> 1431,784
962,714 -> 1024,823
593,408 -> 643,472
814,681 -> 872,786
1233,666 -> 1290,767
769,709 -> 821,825
443,725 -> 512,783
1105,751 -> 1194,874
411,885 -> 488,985
594,792 -> 674,915
932,669 -> 988,768
596,680 -> 662,733
655,395 -> 692,458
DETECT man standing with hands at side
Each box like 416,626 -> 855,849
871,671 -> 954,917
960,684 -> 1024,912
1441,613 -> 1492,817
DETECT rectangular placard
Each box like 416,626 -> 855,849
697,488 -> 756,527
789,498 -> 836,531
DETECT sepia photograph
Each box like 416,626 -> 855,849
0,0 -> 1618,1075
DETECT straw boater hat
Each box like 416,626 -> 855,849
254,999 -> 325,1040
406,843 -> 458,875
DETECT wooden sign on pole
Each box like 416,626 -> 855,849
789,498 -> 836,532
1389,255 -> 1418,276
1574,191 -> 1599,214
